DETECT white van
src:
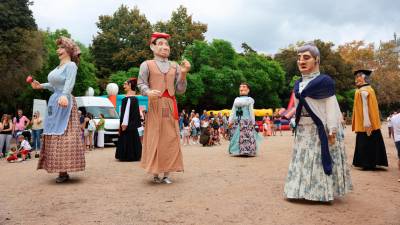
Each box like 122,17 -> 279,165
75,96 -> 120,145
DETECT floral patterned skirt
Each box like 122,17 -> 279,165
37,99 -> 85,173
284,117 -> 352,202
228,119 -> 260,156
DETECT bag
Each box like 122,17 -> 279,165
88,120 -> 95,131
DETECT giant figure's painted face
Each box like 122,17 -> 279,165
239,84 -> 250,96
297,51 -> 318,74
355,73 -> 366,87
151,38 -> 170,58
57,45 -> 69,61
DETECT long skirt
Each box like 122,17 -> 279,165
115,129 -> 142,161
140,96 -> 183,174
284,117 -> 352,202
97,130 -> 105,148
228,119 -> 259,156
353,129 -> 388,168
38,99 -> 85,173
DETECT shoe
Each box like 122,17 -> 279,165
56,174 -> 70,183
161,177 -> 173,184
153,176 -> 162,184
35,153 -> 40,158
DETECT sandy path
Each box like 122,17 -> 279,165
0,126 -> 399,225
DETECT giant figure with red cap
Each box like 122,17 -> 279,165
138,32 -> 191,184
352,69 -> 388,170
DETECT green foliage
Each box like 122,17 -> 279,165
180,40 -> 286,110
91,5 -> 153,79
108,67 -> 139,93
0,0 -> 45,113
153,5 -> 207,61
241,42 -> 257,55
0,0 -> 37,30
176,73 -> 205,107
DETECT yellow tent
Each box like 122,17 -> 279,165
207,108 -> 273,117
254,109 -> 273,117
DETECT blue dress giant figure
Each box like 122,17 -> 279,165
31,37 -> 85,183
228,83 -> 259,156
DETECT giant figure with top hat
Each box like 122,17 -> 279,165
138,32 -> 191,184
352,69 -> 388,170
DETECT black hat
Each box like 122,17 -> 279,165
353,69 -> 372,76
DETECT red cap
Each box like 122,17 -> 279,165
150,32 -> 170,45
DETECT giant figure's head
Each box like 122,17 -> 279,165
297,43 -> 320,75
354,69 -> 372,87
150,32 -> 171,59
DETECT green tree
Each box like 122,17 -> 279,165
241,42 -> 257,55
91,5 -> 152,79
0,0 -> 45,113
108,67 -> 139,94
153,5 -> 207,61
182,39 -> 285,110
238,53 -> 286,108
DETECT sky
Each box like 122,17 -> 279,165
30,0 -> 400,54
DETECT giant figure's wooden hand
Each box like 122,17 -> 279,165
180,59 -> 191,74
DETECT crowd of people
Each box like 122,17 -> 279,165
0,108 -> 108,163
179,110 -> 227,147
0,109 -> 42,162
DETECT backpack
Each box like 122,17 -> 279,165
88,120 -> 95,131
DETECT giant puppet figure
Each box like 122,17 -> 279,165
138,32 -> 191,184
284,43 -> 352,202
228,82 -> 260,156
352,69 -> 388,170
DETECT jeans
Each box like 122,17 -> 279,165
0,134 -> 12,155
31,129 -> 43,151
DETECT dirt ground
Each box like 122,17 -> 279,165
0,125 -> 399,225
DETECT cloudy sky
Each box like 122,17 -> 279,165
30,0 -> 400,54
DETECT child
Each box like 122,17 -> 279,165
212,126 -> 220,145
6,147 -> 19,162
17,134 -> 31,161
